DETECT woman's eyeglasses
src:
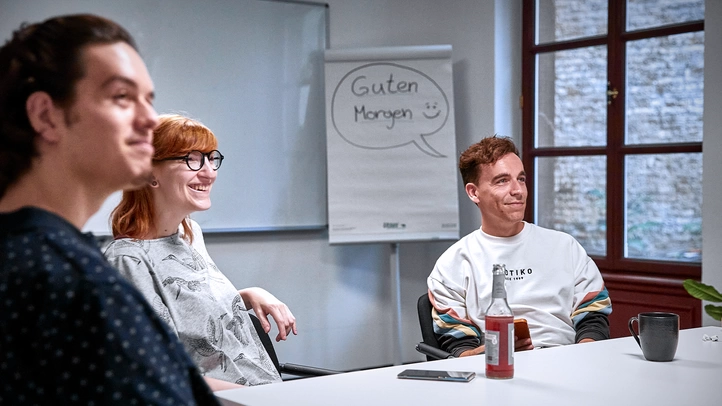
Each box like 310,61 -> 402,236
158,150 -> 224,171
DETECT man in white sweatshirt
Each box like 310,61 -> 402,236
427,135 -> 612,357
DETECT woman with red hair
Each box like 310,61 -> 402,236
105,114 -> 297,391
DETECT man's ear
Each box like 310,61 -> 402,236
26,91 -> 63,143
465,183 -> 479,204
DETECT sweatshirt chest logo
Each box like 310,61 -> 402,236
505,267 -> 533,281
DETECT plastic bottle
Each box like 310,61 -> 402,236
485,263 -> 514,379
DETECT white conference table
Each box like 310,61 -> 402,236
216,326 -> 722,406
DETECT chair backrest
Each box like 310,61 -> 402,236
249,313 -> 282,374
417,293 -> 442,361
248,313 -> 342,378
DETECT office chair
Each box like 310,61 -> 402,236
249,314 -> 341,379
415,293 -> 454,361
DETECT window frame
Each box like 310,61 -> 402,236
521,0 -> 703,278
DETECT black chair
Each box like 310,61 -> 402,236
249,314 -> 342,379
415,293 -> 454,361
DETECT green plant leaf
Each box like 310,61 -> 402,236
704,304 -> 722,321
683,279 -> 722,302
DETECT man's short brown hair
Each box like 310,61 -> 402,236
458,135 -> 519,185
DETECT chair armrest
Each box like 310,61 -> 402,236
280,363 -> 342,377
415,342 -> 454,360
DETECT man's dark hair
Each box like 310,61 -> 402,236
458,135 -> 520,185
0,14 -> 137,198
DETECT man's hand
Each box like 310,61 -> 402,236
238,287 -> 297,341
514,336 -> 534,351
578,338 -> 595,344
459,336 -> 534,357
460,345 -> 485,357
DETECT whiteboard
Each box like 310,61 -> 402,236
324,45 -> 460,244
0,0 -> 329,234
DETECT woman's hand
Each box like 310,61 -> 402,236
204,376 -> 243,392
239,287 -> 297,341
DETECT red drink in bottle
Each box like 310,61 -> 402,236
485,264 -> 514,379
485,315 -> 514,379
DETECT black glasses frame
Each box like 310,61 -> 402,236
158,150 -> 224,171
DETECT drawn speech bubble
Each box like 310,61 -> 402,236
331,62 -> 449,157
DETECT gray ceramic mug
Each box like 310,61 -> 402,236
628,312 -> 679,362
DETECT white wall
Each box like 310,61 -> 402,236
494,0 -> 523,143
702,0 -> 722,326
205,0 -> 516,370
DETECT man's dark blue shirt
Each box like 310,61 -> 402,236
0,207 -> 220,405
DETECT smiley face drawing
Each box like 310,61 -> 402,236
423,101 -> 441,120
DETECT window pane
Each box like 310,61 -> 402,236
627,0 -> 704,32
536,47 -> 607,148
535,156 -> 606,256
625,153 -> 702,262
626,32 -> 704,145
536,0 -> 607,44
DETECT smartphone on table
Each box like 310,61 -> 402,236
397,369 -> 476,382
